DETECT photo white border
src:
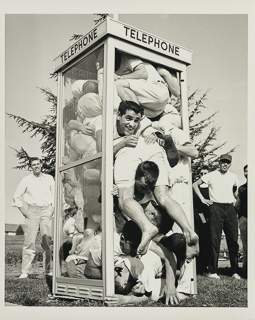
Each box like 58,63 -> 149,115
1,0 -> 254,319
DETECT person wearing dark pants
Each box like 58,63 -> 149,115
235,164 -> 248,277
193,154 -> 241,280
209,203 -> 239,275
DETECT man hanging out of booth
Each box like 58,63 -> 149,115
114,52 -> 182,132
115,52 -> 170,118
112,100 -> 198,260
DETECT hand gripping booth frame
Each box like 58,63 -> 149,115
52,17 -> 196,301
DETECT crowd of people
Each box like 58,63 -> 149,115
12,50 -> 247,306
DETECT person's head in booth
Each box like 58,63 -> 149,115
117,100 -> 144,136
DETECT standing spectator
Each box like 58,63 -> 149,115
235,164 -> 248,277
193,154 -> 241,279
12,157 -> 55,279
193,166 -> 210,274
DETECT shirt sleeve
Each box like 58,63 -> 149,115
125,54 -> 143,72
234,174 -> 240,187
12,177 -> 27,207
171,128 -> 190,146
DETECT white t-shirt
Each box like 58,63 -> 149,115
123,250 -> 164,301
201,170 -> 239,203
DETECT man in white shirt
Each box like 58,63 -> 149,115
12,157 -> 55,279
193,154 -> 241,280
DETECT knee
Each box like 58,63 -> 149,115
154,187 -> 168,204
118,196 -> 128,212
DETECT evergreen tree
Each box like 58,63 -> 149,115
7,88 -> 57,177
16,224 -> 24,235
174,89 -> 236,181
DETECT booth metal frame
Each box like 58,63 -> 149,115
52,17 -> 195,301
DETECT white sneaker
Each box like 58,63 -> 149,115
232,273 -> 241,280
206,273 -> 220,279
19,273 -> 28,279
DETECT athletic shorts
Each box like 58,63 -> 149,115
114,137 -> 169,188
128,79 -> 169,118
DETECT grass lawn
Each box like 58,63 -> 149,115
5,235 -> 247,307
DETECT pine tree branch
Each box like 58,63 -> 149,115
93,14 -> 108,25
70,34 -> 84,41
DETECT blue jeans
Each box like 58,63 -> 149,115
208,203 -> 239,274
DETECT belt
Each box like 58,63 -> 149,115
212,202 -> 233,206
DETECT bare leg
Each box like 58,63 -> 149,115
154,185 -> 199,260
115,80 -> 139,103
118,185 -> 158,256
156,67 -> 180,98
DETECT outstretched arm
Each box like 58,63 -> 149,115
176,142 -> 198,159
150,241 -> 179,305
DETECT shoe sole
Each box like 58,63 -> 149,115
163,135 -> 179,167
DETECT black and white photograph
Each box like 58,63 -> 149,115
1,0 -> 254,319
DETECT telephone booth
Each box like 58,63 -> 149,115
52,17 -> 195,301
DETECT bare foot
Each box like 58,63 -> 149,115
136,225 -> 158,257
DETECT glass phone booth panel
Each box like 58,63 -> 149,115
53,45 -> 106,299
